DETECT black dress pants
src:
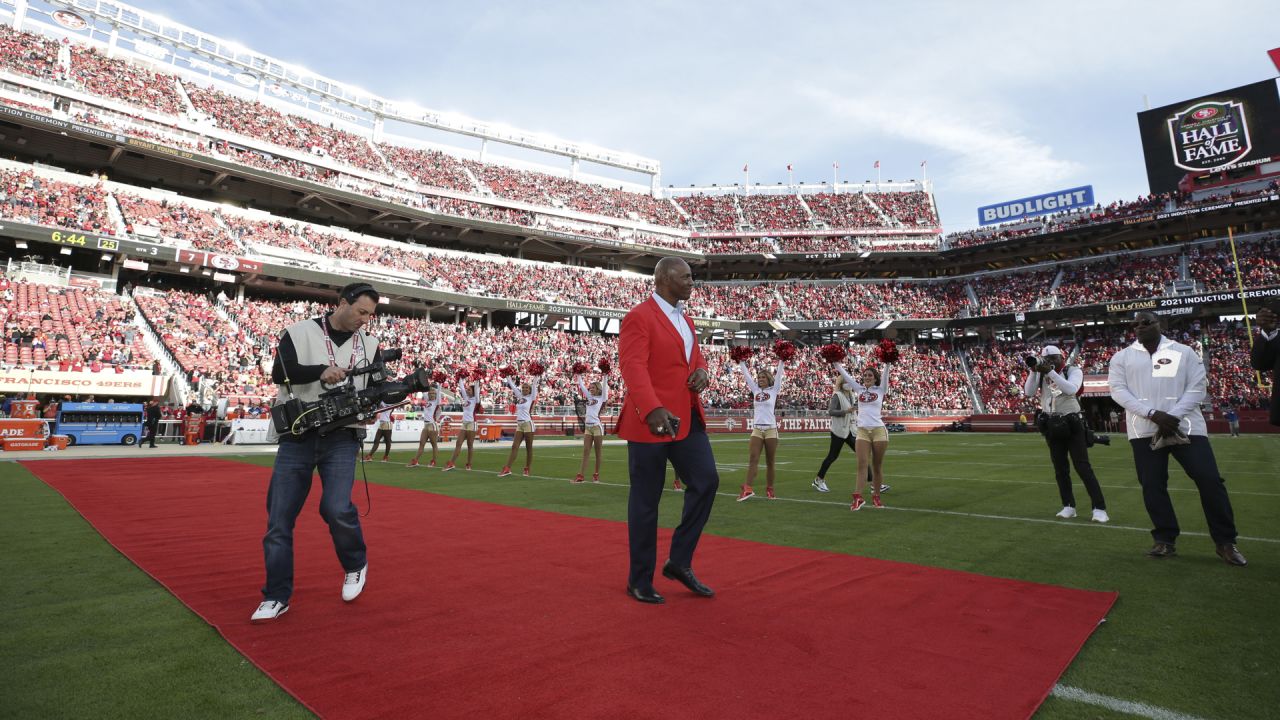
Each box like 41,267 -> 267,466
626,413 -> 719,590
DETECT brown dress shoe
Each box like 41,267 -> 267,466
1215,544 -> 1247,567
1146,542 -> 1177,558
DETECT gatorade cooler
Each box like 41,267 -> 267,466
47,435 -> 69,450
183,412 -> 204,445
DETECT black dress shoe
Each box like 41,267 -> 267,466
1216,543 -> 1247,567
1146,542 -> 1177,559
662,561 -> 714,597
626,585 -> 665,604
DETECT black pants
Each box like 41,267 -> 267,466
816,432 -> 857,479
1044,414 -> 1106,510
626,413 -> 719,590
1130,435 -> 1237,546
143,420 -> 159,448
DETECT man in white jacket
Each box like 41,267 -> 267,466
1108,311 -> 1246,566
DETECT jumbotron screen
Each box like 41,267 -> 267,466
1136,79 -> 1280,194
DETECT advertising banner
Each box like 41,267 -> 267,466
977,186 -> 1095,226
0,369 -> 168,397
1137,80 -> 1280,194
175,249 -> 263,274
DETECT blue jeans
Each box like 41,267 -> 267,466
262,430 -> 367,603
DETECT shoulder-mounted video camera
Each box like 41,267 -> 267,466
272,348 -> 430,437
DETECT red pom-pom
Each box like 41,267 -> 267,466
527,361 -> 546,377
499,365 -> 517,379
597,357 -> 611,374
571,361 -> 590,375
874,339 -> 900,364
729,346 -> 755,363
470,367 -> 486,381
772,340 -> 797,362
819,344 -> 848,364
455,368 -> 471,381
430,370 -> 447,384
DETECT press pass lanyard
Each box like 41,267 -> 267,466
322,315 -> 364,373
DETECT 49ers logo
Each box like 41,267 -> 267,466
859,391 -> 880,403
754,392 -> 771,402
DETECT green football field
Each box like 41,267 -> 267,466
3,432 -> 1277,719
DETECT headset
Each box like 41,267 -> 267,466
340,282 -> 378,305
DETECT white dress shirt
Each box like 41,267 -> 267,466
652,292 -> 693,362
1108,335 -> 1208,439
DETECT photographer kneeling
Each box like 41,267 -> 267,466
1024,345 -> 1109,523
252,283 -> 382,623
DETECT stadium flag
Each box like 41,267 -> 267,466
874,160 -> 880,169
743,163 -> 749,172
833,161 -> 840,192
786,163 -> 793,172
1270,47 -> 1280,73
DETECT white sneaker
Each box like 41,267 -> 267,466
812,478 -> 830,493
1056,506 -> 1077,519
342,563 -> 367,602
1092,508 -> 1110,523
250,600 -> 288,623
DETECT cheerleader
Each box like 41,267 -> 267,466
573,374 -> 609,483
443,375 -> 481,471
836,362 -> 889,510
407,384 -> 444,468
498,375 -> 540,477
363,406 -> 394,462
737,359 -> 784,501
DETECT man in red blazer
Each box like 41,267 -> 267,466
617,257 -> 719,604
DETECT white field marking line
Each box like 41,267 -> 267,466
530,450 -> 1280,497
1051,685 -> 1210,720
883,472 -> 1280,499
453,466 -> 1280,545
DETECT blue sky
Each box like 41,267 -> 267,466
140,0 -> 1279,231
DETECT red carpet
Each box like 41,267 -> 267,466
24,457 -> 1115,720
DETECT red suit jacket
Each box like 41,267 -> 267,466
616,297 -> 707,443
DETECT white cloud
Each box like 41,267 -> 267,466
801,87 -> 1081,196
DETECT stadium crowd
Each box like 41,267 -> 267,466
1,276 -> 152,371
0,168 -> 116,236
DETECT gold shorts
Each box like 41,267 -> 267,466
422,422 -> 438,433
462,421 -> 476,432
517,420 -> 536,433
750,427 -> 779,440
855,425 -> 889,442
585,424 -> 604,437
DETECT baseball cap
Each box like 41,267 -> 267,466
1040,345 -> 1063,357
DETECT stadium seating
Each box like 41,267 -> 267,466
0,168 -> 116,236
134,290 -> 273,404
1,278 -> 151,370
114,192 -> 232,252
736,194 -> 812,231
0,25 -> 61,81
67,45 -> 185,116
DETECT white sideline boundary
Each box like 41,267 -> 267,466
1051,684 -> 1210,720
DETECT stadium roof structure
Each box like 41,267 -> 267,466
10,0 -> 662,178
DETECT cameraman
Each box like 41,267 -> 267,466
1024,345 -> 1109,523
252,283 -> 382,624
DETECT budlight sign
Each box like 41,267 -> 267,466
976,185 -> 1094,226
